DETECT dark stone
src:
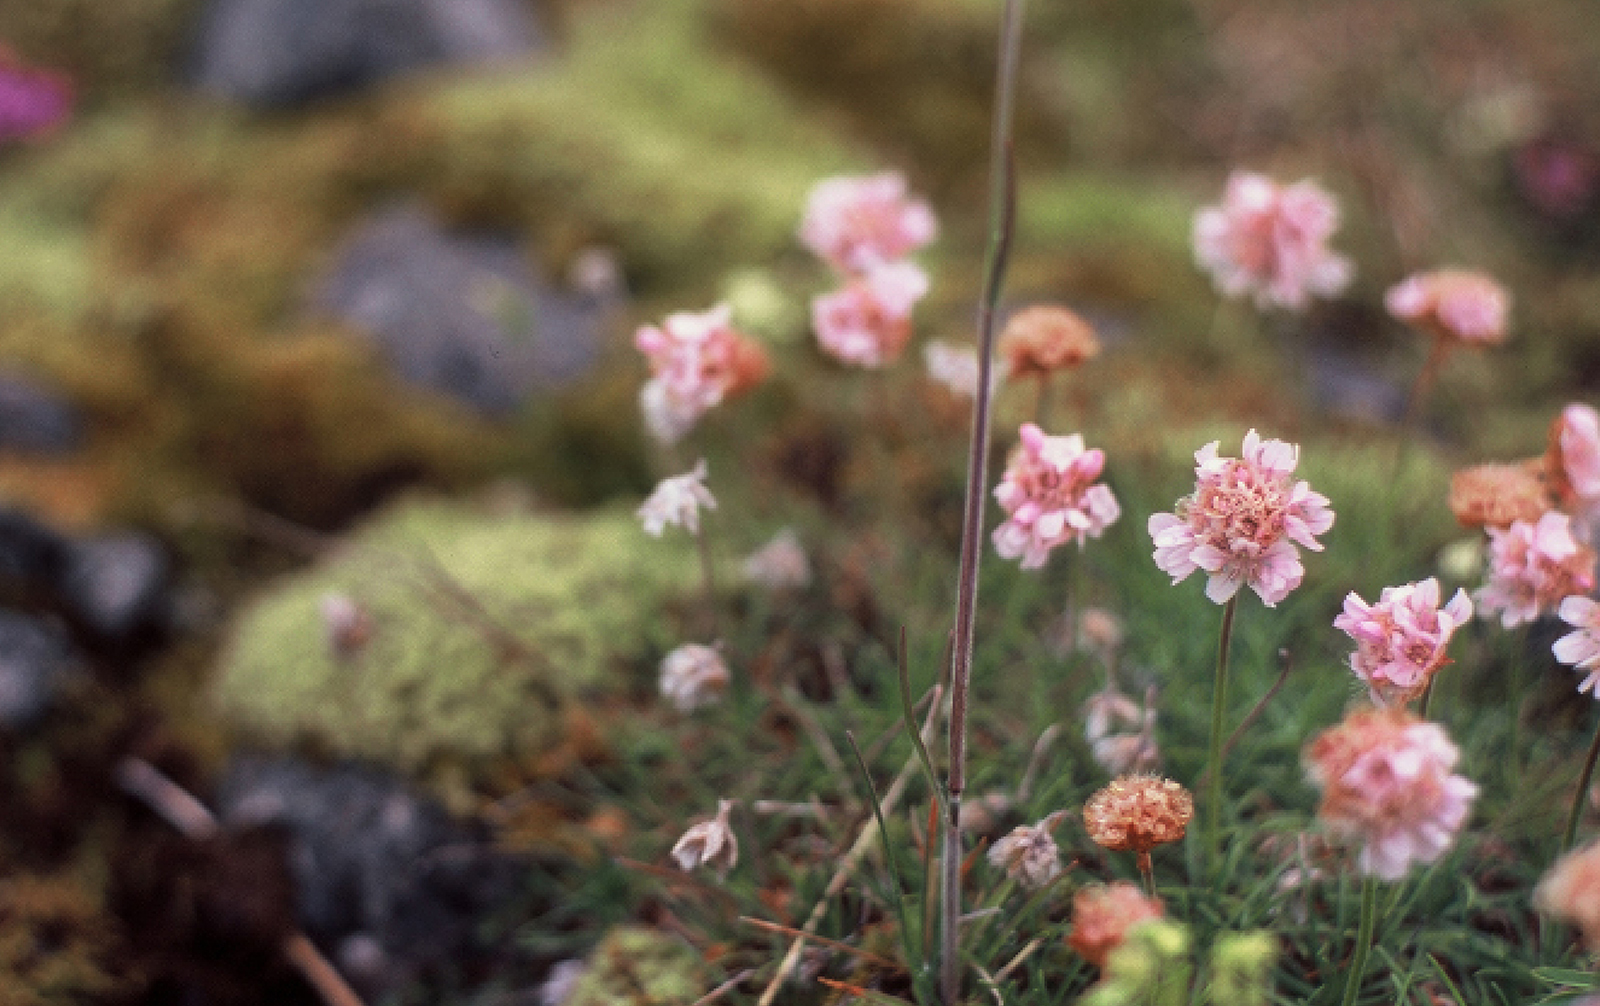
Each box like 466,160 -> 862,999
190,0 -> 545,107
0,373 -> 83,455
58,532 -> 173,644
0,609 -> 78,729
0,508 -> 70,590
310,206 -> 605,417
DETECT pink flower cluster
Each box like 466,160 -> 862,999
1148,430 -> 1334,606
1304,707 -> 1478,881
1553,595 -> 1600,698
1385,269 -> 1510,346
1334,579 -> 1473,706
992,423 -> 1120,569
1192,172 -> 1352,312
800,173 -> 936,368
635,304 -> 768,445
1475,511 -> 1596,628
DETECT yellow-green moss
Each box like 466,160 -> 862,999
566,925 -> 705,1006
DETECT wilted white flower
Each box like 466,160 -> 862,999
1084,687 -> 1160,776
671,798 -> 738,878
638,460 -> 717,537
987,811 -> 1066,889
659,643 -> 731,712
742,529 -> 811,589
538,959 -> 587,1006
923,339 -> 1002,398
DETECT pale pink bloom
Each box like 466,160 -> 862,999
1304,706 -> 1478,881
1084,687 -> 1160,776
992,424 -> 1120,569
671,798 -> 738,878
1548,403 -> 1600,536
319,592 -> 374,660
742,529 -> 811,590
812,261 -> 928,368
1553,595 -> 1600,697
637,461 -> 717,537
1535,840 -> 1600,953
799,172 -> 937,273
1334,578 -> 1473,706
1192,172 -> 1353,311
1385,269 -> 1511,346
923,339 -> 1002,398
988,811 -> 1066,889
1475,511 -> 1597,628
1068,883 -> 1164,969
635,304 -> 769,445
658,642 -> 730,712
1148,430 -> 1335,606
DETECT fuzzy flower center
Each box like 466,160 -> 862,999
1187,460 -> 1291,554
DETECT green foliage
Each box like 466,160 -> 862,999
565,925 -> 705,1006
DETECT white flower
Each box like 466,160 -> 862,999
742,529 -> 811,589
637,460 -> 717,537
671,799 -> 738,878
659,642 -> 730,712
923,339 -> 1002,398
987,812 -> 1066,889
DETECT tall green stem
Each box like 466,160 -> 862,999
1340,875 -> 1380,1006
1562,714 -> 1600,854
1205,595 -> 1238,881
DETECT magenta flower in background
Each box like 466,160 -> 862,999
1385,269 -> 1511,346
1192,171 -> 1352,311
0,52 -> 73,142
1475,511 -> 1597,628
637,460 -> 717,537
991,423 -> 1120,569
1334,578 -> 1473,706
635,304 -> 768,445
1148,430 -> 1334,606
799,172 -> 937,274
811,260 -> 928,368
1554,595 -> 1600,697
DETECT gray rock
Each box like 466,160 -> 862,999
0,373 -> 82,455
310,206 -> 605,417
58,533 -> 171,643
0,508 -> 69,588
191,0 -> 544,107
0,610 -> 77,729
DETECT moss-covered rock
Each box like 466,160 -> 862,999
565,925 -> 705,1006
213,499 -> 702,772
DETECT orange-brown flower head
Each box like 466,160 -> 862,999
1448,461 -> 1551,530
1535,839 -> 1600,952
999,305 -> 1100,379
1067,882 -> 1164,969
1083,775 -> 1193,853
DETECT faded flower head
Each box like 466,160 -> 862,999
638,461 -> 717,537
1192,171 -> 1352,311
1554,595 -> 1600,698
812,261 -> 928,368
1449,461 -> 1551,530
659,642 -> 730,712
742,529 -> 811,590
671,798 -> 738,878
1334,578 -> 1473,706
1149,430 -> 1335,606
999,305 -> 1100,379
1385,269 -> 1510,347
988,811 -> 1067,890
1304,706 -> 1477,881
1083,775 -> 1193,854
1077,607 -> 1125,659
923,339 -> 1001,398
1475,511 -> 1596,628
992,424 -> 1121,569
319,592 -> 374,660
1547,403 -> 1600,534
1067,882 -> 1165,969
635,304 -> 769,445
1534,840 -> 1600,953
799,172 -> 937,273
1084,687 -> 1160,776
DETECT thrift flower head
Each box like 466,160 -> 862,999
1068,883 -> 1164,969
811,261 -> 928,368
1535,840 -> 1600,953
659,642 -> 730,712
742,529 -> 811,590
992,424 -> 1120,569
638,461 -> 717,537
671,798 -> 737,878
923,339 -> 1000,398
998,305 -> 1100,379
1449,461 -> 1551,530
1547,403 -> 1600,532
799,172 -> 937,273
1193,171 -> 1353,311
1148,430 -> 1334,606
1084,687 -> 1160,777
1304,706 -> 1477,881
1385,269 -> 1510,346
1334,578 -> 1473,706
1475,511 -> 1596,628
988,811 -> 1067,890
1083,775 -> 1193,854
1553,595 -> 1600,697
635,304 -> 769,445
0,52 -> 73,141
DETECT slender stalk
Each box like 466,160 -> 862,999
1136,851 -> 1155,898
942,2 -> 1025,1002
1562,713 -> 1600,853
1340,875 -> 1380,1006
1417,676 -> 1436,720
1205,596 -> 1239,881
1394,333 -> 1452,481
695,525 -> 719,637
1034,374 -> 1053,429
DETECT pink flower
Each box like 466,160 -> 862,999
1304,707 -> 1478,881
671,799 -> 738,877
799,172 -> 937,273
991,424 -> 1120,569
1148,430 -> 1334,606
812,261 -> 929,368
0,53 -> 73,142
1553,595 -> 1600,697
635,304 -> 769,445
1475,511 -> 1597,628
1547,403 -> 1600,535
637,461 -> 717,537
1385,269 -> 1511,346
988,812 -> 1066,889
1192,172 -> 1353,311
659,642 -> 731,712
1068,883 -> 1164,969
1536,840 -> 1600,953
923,339 -> 1001,398
1334,579 -> 1473,706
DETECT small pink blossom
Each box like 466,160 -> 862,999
812,261 -> 928,368
923,339 -> 1001,398
1193,172 -> 1353,311
659,642 -> 731,712
799,172 -> 937,273
742,529 -> 811,590
1334,579 -> 1473,706
671,798 -> 738,878
1547,403 -> 1600,534
991,424 -> 1120,569
635,304 -> 769,445
1553,595 -> 1600,697
637,461 -> 717,537
1148,430 -> 1334,606
1475,511 -> 1597,628
1304,707 -> 1478,881
1385,269 -> 1511,346
988,812 -> 1066,890
0,52 -> 73,142
1084,687 -> 1160,776
319,592 -> 374,660
1536,840 -> 1600,953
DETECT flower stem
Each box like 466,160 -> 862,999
1340,875 -> 1380,1006
942,1 -> 1025,1002
1205,595 -> 1238,882
1417,676 -> 1436,720
1137,851 -> 1155,898
696,525 -> 719,638
1562,712 -> 1600,854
